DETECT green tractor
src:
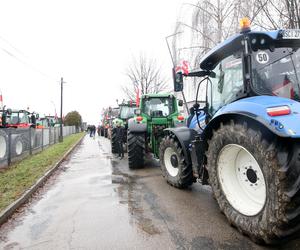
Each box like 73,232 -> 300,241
111,101 -> 136,153
127,93 -> 185,169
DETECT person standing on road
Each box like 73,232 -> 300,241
115,121 -> 124,159
97,125 -> 101,136
90,125 -> 96,138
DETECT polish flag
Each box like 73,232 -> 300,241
272,75 -> 295,99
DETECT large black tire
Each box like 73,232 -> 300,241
0,130 -> 8,160
111,128 -> 117,153
127,131 -> 145,169
159,135 -> 194,188
206,120 -> 300,244
11,134 -> 28,157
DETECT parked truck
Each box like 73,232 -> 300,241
159,18 -> 300,243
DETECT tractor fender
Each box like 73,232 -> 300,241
204,96 -> 300,139
164,127 -> 198,165
128,118 -> 147,133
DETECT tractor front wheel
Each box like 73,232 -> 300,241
207,121 -> 300,244
127,131 -> 145,169
159,135 -> 194,188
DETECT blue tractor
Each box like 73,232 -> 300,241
160,20 -> 300,244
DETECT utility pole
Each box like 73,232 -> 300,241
59,77 -> 66,142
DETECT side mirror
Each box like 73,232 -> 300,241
172,68 -> 183,92
134,109 -> 141,115
7,108 -> 12,115
178,100 -> 183,107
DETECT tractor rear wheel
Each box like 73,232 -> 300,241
159,135 -> 194,188
127,131 -> 145,169
111,128 -> 117,153
0,130 -> 7,160
207,121 -> 300,244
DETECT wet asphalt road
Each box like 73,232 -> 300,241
1,135 -> 300,250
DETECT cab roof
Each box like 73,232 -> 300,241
142,93 -> 175,98
199,30 -> 300,71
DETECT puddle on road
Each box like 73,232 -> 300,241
110,158 -> 161,236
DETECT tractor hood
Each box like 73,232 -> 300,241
213,96 -> 300,138
150,117 -> 168,125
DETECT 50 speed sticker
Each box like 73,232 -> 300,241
256,51 -> 269,64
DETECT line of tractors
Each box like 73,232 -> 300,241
0,106 -> 60,129
101,19 -> 300,244
0,106 -> 61,162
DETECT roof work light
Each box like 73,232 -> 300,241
240,17 -> 251,33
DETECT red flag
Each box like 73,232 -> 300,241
0,94 -> 2,102
136,88 -> 140,107
175,60 -> 189,75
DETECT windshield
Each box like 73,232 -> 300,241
142,97 -> 174,117
7,111 -> 29,124
208,54 -> 243,115
252,47 -> 300,100
120,106 -> 135,119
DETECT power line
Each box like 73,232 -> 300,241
0,37 -> 57,82
0,35 -> 26,57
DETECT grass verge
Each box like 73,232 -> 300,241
0,132 -> 84,212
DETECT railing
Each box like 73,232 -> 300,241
0,126 -> 76,168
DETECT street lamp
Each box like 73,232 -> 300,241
50,100 -> 57,117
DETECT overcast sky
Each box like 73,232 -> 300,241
0,0 -> 186,124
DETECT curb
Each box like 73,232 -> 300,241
0,134 -> 85,226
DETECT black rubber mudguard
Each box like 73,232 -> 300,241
164,127 -> 197,165
128,118 -> 147,133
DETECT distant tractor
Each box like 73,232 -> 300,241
0,108 -> 38,128
110,101 -> 136,153
101,107 -> 119,138
36,115 -> 59,128
0,108 -> 39,156
127,93 -> 184,169
160,19 -> 300,243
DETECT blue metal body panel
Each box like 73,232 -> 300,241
189,111 -> 206,131
199,30 -> 283,71
208,96 -> 300,138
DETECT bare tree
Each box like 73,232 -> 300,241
252,0 -> 300,29
122,54 -> 169,100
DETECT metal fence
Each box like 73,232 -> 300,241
0,126 -> 76,168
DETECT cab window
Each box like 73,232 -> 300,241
208,54 -> 243,115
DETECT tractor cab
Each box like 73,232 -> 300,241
0,109 -> 37,128
137,93 -> 184,130
36,115 -> 57,128
175,20 -> 300,132
119,102 -> 136,120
